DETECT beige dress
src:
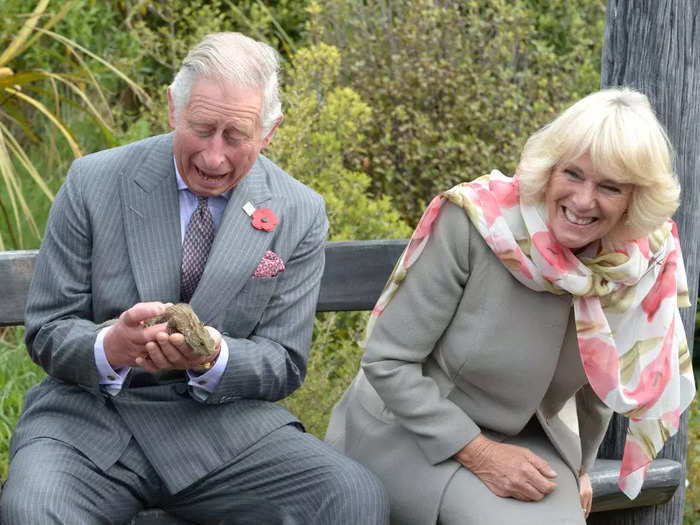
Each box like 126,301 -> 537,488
326,202 -> 612,524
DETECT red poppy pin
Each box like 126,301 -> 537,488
243,202 -> 278,232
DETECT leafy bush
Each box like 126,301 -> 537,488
113,0 -> 312,144
269,42 -> 411,436
313,0 -> 605,221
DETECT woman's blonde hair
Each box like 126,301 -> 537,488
517,88 -> 679,240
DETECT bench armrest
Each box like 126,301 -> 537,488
590,458 -> 682,512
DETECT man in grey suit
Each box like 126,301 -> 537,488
0,32 -> 388,525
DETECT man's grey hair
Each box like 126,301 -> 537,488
169,32 -> 282,134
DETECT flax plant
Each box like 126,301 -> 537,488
0,0 -> 150,250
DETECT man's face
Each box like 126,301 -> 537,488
169,78 -> 277,197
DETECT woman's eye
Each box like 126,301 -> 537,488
564,169 -> 581,180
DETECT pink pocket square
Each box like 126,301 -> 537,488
252,250 -> 286,278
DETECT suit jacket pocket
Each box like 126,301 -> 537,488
224,276 -> 281,337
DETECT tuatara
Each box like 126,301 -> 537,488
143,303 -> 216,356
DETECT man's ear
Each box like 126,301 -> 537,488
261,116 -> 283,149
167,87 -> 177,129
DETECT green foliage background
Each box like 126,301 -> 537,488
0,0 -> 698,521
314,0 -> 604,220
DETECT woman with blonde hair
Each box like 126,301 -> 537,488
326,88 -> 694,524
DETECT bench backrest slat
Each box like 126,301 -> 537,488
317,240 -> 407,312
0,250 -> 38,327
0,242 -> 408,326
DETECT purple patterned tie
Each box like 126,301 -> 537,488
180,196 -> 215,302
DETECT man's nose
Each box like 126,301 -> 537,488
201,135 -> 226,169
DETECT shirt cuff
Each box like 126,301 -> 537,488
94,326 -> 130,396
186,338 -> 229,398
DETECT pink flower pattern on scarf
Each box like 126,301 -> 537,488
366,170 -> 694,499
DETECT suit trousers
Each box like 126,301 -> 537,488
0,423 -> 389,525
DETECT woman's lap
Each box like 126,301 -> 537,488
438,420 -> 585,525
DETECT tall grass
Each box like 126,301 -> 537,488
0,327 -> 44,479
0,0 -> 149,251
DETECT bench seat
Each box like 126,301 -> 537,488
0,246 -> 686,521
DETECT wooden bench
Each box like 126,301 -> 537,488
0,242 -> 686,523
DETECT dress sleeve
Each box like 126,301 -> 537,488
362,201 -> 482,465
576,383 -> 613,473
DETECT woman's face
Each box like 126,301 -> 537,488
545,152 -> 633,250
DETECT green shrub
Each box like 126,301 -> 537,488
313,0 -> 605,221
269,43 -> 412,436
269,43 -> 410,241
112,0 -> 313,145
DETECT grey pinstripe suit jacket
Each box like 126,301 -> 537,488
13,133 -> 328,495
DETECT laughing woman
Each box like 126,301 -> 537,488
325,88 -> 695,524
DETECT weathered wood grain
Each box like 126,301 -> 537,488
317,239 -> 407,311
590,459 -> 682,512
591,1 -> 700,524
0,250 -> 37,327
0,242 -> 410,325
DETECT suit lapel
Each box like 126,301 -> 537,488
191,159 -> 274,326
121,134 -> 182,303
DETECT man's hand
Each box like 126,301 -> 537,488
579,472 -> 592,518
138,325 -> 222,373
454,434 -> 558,501
103,302 -> 170,369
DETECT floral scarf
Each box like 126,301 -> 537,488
367,170 -> 694,499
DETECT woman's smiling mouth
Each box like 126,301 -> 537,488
563,206 -> 596,226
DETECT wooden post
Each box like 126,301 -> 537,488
590,1 -> 700,524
